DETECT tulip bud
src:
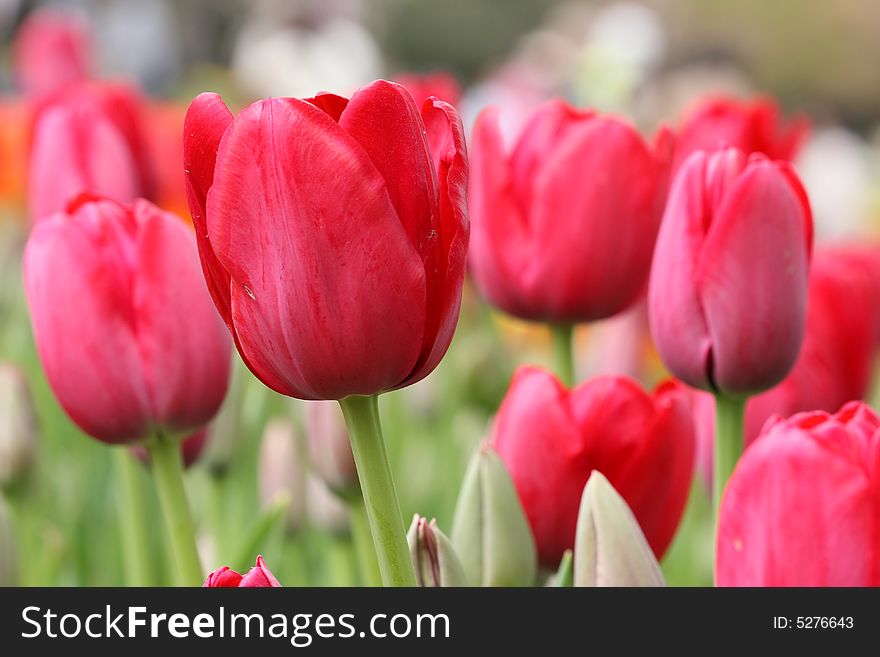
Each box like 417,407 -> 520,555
407,515 -> 468,587
259,417 -> 306,532
305,400 -> 358,495
203,555 -> 281,587
574,471 -> 665,587
450,443 -> 537,586
0,364 -> 38,489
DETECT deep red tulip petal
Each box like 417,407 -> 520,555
304,92 -> 349,122
203,566 -> 243,587
183,92 -> 234,327
23,204 -> 152,443
206,98 -> 426,399
527,116 -> 662,320
132,200 -> 230,432
468,107 -> 531,316
400,97 -> 469,386
697,160 -> 810,394
239,556 -> 282,587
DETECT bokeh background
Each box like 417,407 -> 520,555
1,0 -> 880,587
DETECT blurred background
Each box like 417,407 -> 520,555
1,0 -> 880,587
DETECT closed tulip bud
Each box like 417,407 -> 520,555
450,443 -> 537,586
28,83 -> 155,223
648,147 -> 813,395
408,515 -> 468,587
493,367 -> 695,567
672,96 -> 808,172
469,99 -> 670,323
23,196 -> 231,444
12,9 -> 92,98
574,471 -> 665,587
0,364 -> 38,488
718,402 -> 880,586
305,400 -> 357,495
184,80 -> 468,400
259,418 -> 306,532
203,555 -> 281,587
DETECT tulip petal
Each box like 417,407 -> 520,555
468,107 -> 531,316
23,204 -> 152,443
183,92 -> 234,327
400,97 -> 469,386
527,116 -> 662,320
648,153 -> 715,390
207,98 -> 426,399
717,415 -> 879,586
697,159 -> 811,393
132,200 -> 230,432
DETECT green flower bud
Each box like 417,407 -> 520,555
574,470 -> 665,587
451,443 -> 537,586
407,515 -> 468,587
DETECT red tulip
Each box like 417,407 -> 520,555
28,83 -> 155,223
492,366 -> 695,566
693,244 -> 880,483
23,196 -> 230,444
394,71 -> 462,106
13,9 -> 92,98
469,99 -> 671,323
183,80 -> 468,400
717,402 -> 880,586
203,556 -> 281,587
672,96 -> 808,172
648,147 -> 813,395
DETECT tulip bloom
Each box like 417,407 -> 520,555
469,99 -> 671,323
184,80 -> 468,401
648,147 -> 813,395
203,556 -> 281,587
717,402 -> 880,586
12,9 -> 92,98
693,245 -> 880,483
28,83 -> 155,223
672,96 -> 808,172
23,196 -> 230,444
492,366 -> 695,566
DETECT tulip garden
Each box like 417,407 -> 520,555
1,2 -> 880,590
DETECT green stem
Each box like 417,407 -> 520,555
348,497 -> 382,586
147,435 -> 203,586
713,394 -> 747,519
338,395 -> 415,587
551,324 -> 575,387
114,449 -> 153,586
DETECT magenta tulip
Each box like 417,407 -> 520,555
203,556 -> 281,588
183,80 -> 468,400
717,402 -> 880,586
648,147 -> 813,395
24,196 -> 230,444
469,99 -> 671,323
13,9 -> 92,98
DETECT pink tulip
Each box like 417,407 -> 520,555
13,9 -> 92,98
469,99 -> 671,323
648,147 -> 813,395
693,244 -> 880,483
717,402 -> 880,586
183,80 -> 468,400
203,556 -> 281,587
28,83 -> 154,223
672,96 -> 808,172
23,196 -> 230,444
